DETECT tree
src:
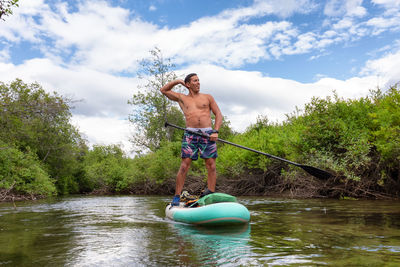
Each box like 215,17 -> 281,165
0,79 -> 87,194
128,48 -> 185,153
0,0 -> 19,20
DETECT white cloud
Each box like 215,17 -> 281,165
2,0 -> 399,72
372,0 -> 400,7
71,115 -> 134,153
0,58 -> 138,117
214,0 -> 309,22
149,5 -> 157,11
324,0 -> 366,17
0,47 -> 10,62
333,17 -> 354,29
366,15 -> 400,34
161,20 -> 295,66
371,0 -> 400,16
361,49 -> 400,86
0,0 -> 47,43
283,32 -> 317,55
0,0 -> 322,71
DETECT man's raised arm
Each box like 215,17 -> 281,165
160,79 -> 186,102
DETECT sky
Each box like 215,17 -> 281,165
1,0 -> 399,155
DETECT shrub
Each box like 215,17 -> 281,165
0,142 -> 56,197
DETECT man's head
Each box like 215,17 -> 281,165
184,73 -> 197,84
184,73 -> 200,93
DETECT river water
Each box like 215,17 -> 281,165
1,195 -> 400,266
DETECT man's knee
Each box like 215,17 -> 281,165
205,158 -> 216,172
179,159 -> 191,174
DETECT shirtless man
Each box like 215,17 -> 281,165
160,73 -> 222,206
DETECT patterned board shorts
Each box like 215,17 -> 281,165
181,129 -> 218,160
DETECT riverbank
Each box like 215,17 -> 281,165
0,188 -> 47,202
2,172 -> 397,203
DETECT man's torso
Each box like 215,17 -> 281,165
178,93 -> 212,128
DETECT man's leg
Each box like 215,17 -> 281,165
175,158 -> 192,195
204,157 -> 216,192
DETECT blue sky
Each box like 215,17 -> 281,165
1,0 -> 399,154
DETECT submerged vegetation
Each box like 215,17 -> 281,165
1,76 -> 399,201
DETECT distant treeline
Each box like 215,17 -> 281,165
1,79 -> 399,200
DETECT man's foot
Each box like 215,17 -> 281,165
200,188 -> 214,198
171,195 -> 180,206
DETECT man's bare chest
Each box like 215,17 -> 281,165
180,95 -> 210,111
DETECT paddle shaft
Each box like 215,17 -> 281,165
165,121 -> 333,180
165,122 -> 299,166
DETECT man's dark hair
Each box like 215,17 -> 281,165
184,73 -> 197,84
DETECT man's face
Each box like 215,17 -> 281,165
187,75 -> 200,92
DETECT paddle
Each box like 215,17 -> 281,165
165,121 -> 333,180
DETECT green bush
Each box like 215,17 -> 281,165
369,85 -> 400,165
0,142 -> 56,197
287,93 -> 375,180
217,117 -> 298,177
82,145 -> 132,192
217,84 -> 400,191
125,141 -> 181,185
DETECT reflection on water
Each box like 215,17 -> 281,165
1,196 -> 400,266
171,223 -> 252,266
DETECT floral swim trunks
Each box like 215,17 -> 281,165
181,128 -> 218,160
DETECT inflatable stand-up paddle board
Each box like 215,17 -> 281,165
165,193 -> 250,225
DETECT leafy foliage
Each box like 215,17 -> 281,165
0,141 -> 56,197
0,79 -> 86,195
289,93 -> 375,180
217,116 -> 296,177
218,85 -> 400,197
369,86 -> 400,164
81,145 -> 133,192
129,141 -> 182,184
